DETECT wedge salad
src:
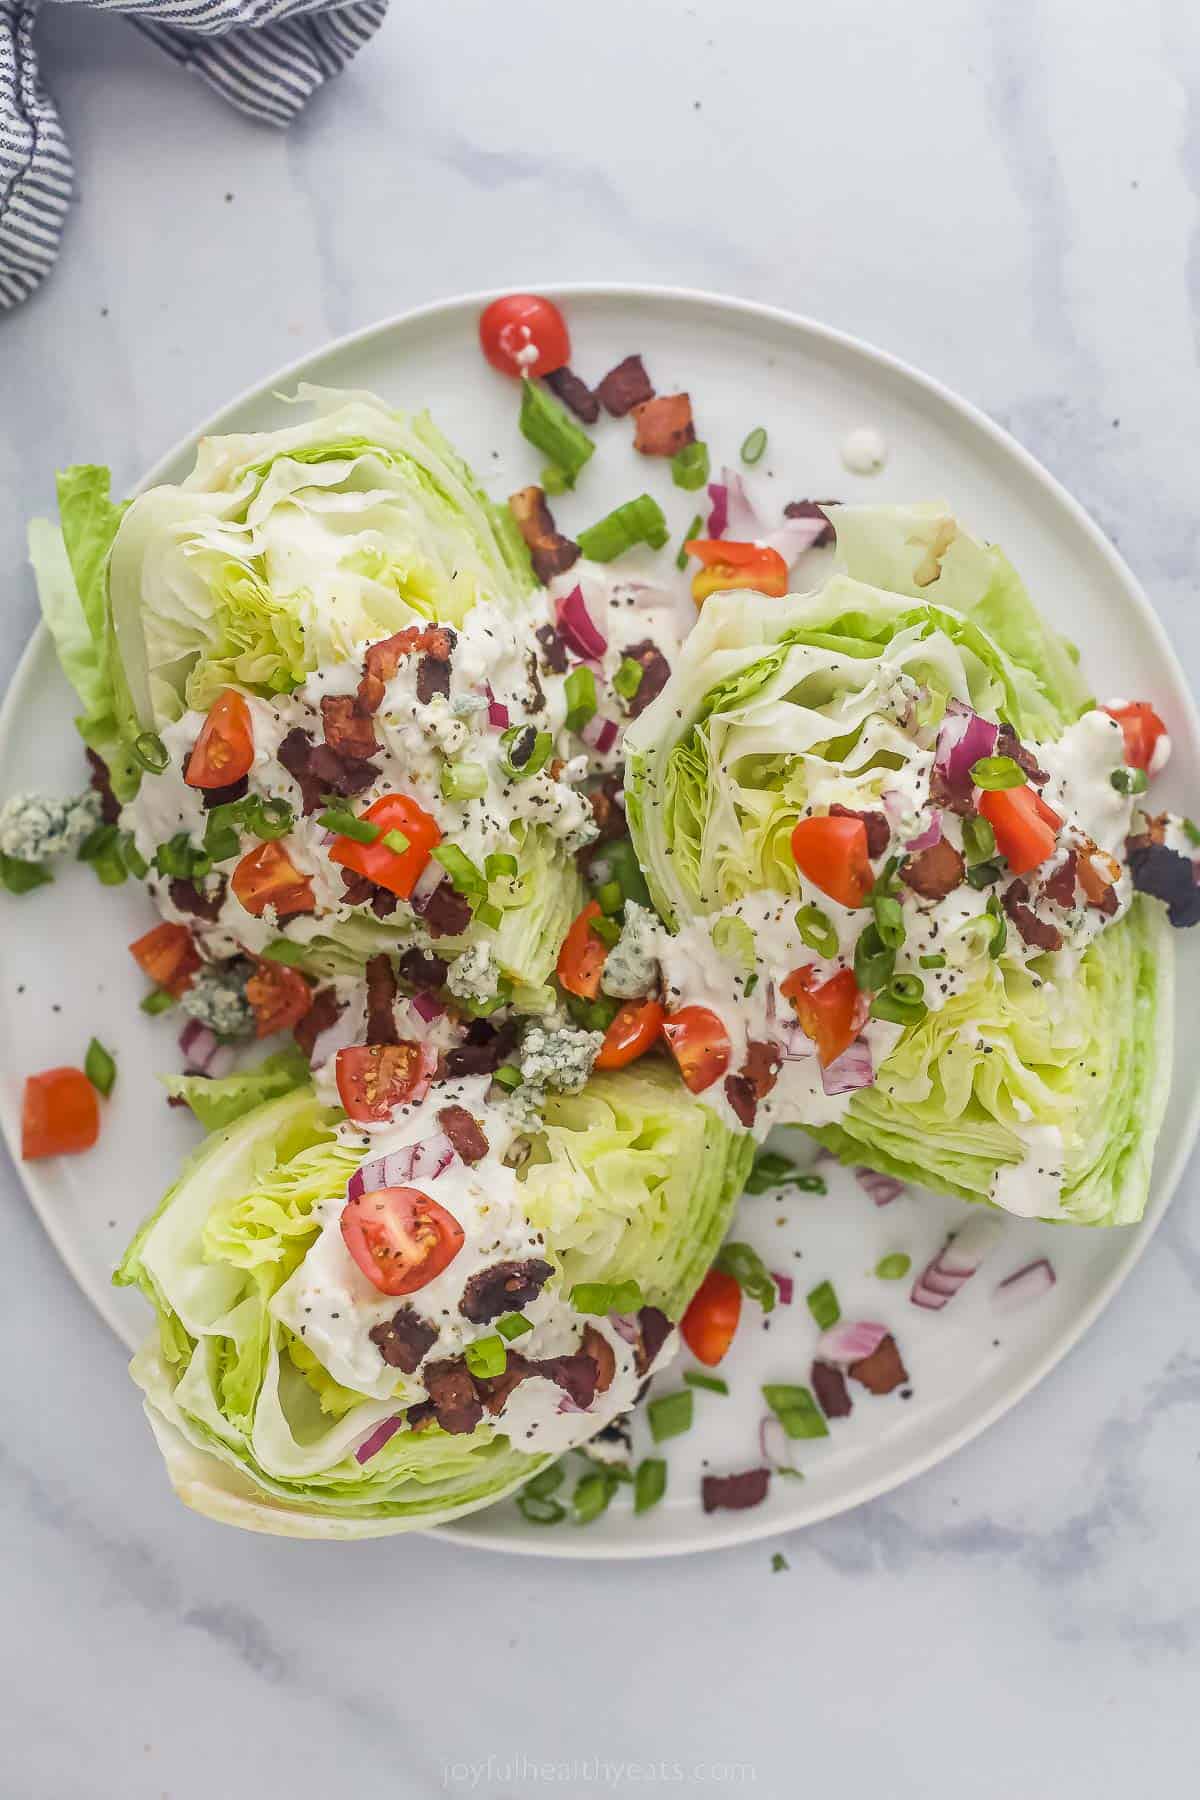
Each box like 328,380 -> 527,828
5,291 -> 1197,1537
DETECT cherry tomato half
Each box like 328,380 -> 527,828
556,901 -> 609,1001
129,921 -> 201,996
246,959 -> 313,1038
327,793 -> 442,901
341,1186 -> 465,1297
978,786 -> 1061,877
780,965 -> 862,1068
22,1067 -> 100,1160
595,998 -> 666,1070
336,1043 -> 434,1123
791,814 -> 874,909
184,689 -> 255,789
479,294 -> 570,379
661,1005 -> 732,1094
685,539 -> 790,605
231,840 -> 316,919
1103,701 -> 1168,774
681,1268 -> 742,1366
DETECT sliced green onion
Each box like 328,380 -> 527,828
772,1552 -> 789,1573
570,1278 -> 643,1316
153,832 -> 196,879
853,921 -> 896,992
740,426 -> 768,464
496,1310 -> 533,1340
671,440 -> 711,491
500,725 -> 553,780
714,1242 -> 777,1313
875,1253 -> 912,1281
318,808 -> 379,844
572,1468 -> 622,1524
1184,818 -> 1200,847
965,859 -> 1004,890
745,1149 -> 827,1196
84,1037 -> 116,1097
1111,766 -> 1149,795
119,833 -> 149,880
576,494 -> 669,562
613,656 -> 645,702
985,893 -> 1007,960
525,1464 -> 564,1500
432,843 -> 487,899
563,990 -> 620,1033
676,512 -> 703,570
762,1383 -> 828,1440
463,1335 -> 507,1380
647,1389 -> 694,1444
805,1280 -> 840,1331
962,815 -> 997,865
589,913 -> 622,948
0,853 -> 53,895
684,1370 -> 730,1395
891,973 -> 925,1003
871,892 -> 906,951
485,852 -> 518,881
870,975 -> 928,1026
634,1457 -> 667,1515
140,988 -> 177,1016
712,913 -> 756,973
744,973 -> 759,997
795,903 -> 838,959
203,801 -> 245,862
491,1065 -> 524,1094
261,939 -> 309,966
918,952 -> 946,969
592,837 -> 653,910
517,1492 -> 566,1525
970,755 -> 1026,791
246,795 -> 294,841
519,377 -> 595,486
564,665 -> 598,735
381,828 -> 411,856
475,900 -> 503,931
78,824 -> 128,886
597,879 -> 623,916
541,462 -> 569,496
440,761 -> 488,802
133,730 -> 169,774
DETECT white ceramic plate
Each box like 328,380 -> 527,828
2,286 -> 1197,1558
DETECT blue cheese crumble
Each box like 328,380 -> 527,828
0,789 -> 101,862
179,963 -> 255,1039
446,942 -> 501,1004
600,900 -> 661,999
519,1022 -> 603,1094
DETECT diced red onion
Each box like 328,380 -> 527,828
179,1019 -> 233,1077
409,859 -> 447,915
608,1312 -> 641,1344
820,1037 -> 874,1096
770,1272 -> 795,1305
777,1023 -> 816,1062
207,1044 -> 237,1079
994,1258 -> 1056,1308
934,699 -> 998,790
557,1393 -> 588,1414
410,991 -> 445,1024
911,1211 -> 1004,1310
706,481 -> 729,539
581,713 -> 619,754
855,1167 -> 906,1207
816,1319 -> 889,1365
484,684 -> 509,730
763,514 -> 828,567
354,1415 -> 403,1465
905,810 -> 943,853
758,1414 -> 798,1473
345,1125 -> 456,1201
721,469 -> 760,540
555,585 -> 607,661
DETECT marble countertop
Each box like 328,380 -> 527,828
3,5 -> 1199,1796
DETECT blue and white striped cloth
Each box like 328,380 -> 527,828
0,0 -> 386,310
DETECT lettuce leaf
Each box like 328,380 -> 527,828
161,1045 -> 312,1132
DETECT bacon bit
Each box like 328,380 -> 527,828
365,953 -> 399,1045
320,693 -> 378,759
631,393 -> 695,457
1003,880 -> 1062,952
929,763 -> 976,818
830,803 -> 890,860
902,838 -> 966,900
1040,850 -> 1078,909
202,775 -> 249,810
475,1350 -> 533,1416
701,1468 -> 771,1513
358,625 -> 456,714
535,623 -> 569,674
634,1304 -> 672,1377
585,772 -> 627,845
1078,846 -> 1120,917
723,1074 -> 758,1128
370,886 -> 398,919
397,946 -> 448,991
544,365 -> 599,423
340,870 -> 376,907
996,724 -> 1049,787
277,727 -> 378,814
811,1360 -> 852,1419
848,1333 -> 907,1395
620,639 -> 671,720
459,1259 -> 553,1324
581,1324 -> 616,1394
1126,839 -> 1200,927
422,1357 -> 484,1435
405,1400 -> 437,1430
421,881 -> 474,939
596,354 -> 654,417
168,876 -> 226,922
369,1306 -> 437,1372
416,653 -> 451,705
437,1104 -> 489,1166
783,500 -> 837,547
508,485 -> 581,586
525,650 -> 546,715
85,749 -> 121,825
439,1019 -> 520,1080
743,1039 -> 782,1099
293,985 -> 344,1060
536,1352 -> 600,1410
1128,813 -> 1169,850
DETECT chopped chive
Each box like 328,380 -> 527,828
570,1278 -> 643,1315
496,1310 -> 533,1340
541,463 -> 569,496
492,1065 -> 524,1094
485,852 -> 518,881
564,665 -> 598,735
464,1335 -> 507,1379
475,900 -> 503,930
795,903 -> 838,959
576,494 -> 669,562
133,730 -> 169,774
1111,766 -> 1149,795
432,843 -> 487,899
589,913 -> 622,948
647,1389 -> 694,1443
440,761 -> 488,802
676,512 -> 704,570
970,755 -> 1026,791
918,952 -> 947,969
762,1383 -> 829,1440
139,988 -> 176,1015
634,1457 -> 667,1515
613,656 -> 645,702
875,1253 -> 912,1281
671,440 -> 711,491
740,426 -> 768,465
261,939 -> 309,966
805,1280 -> 840,1331
962,815 -> 996,865
572,1468 -> 620,1524
519,377 -> 595,486
683,1371 -> 729,1395
0,853 -> 53,895
714,1242 -> 777,1313
597,879 -> 623,916
84,1037 -> 116,1097
318,807 -> 380,843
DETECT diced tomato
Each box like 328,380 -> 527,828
327,793 -> 442,901
1103,701 -> 1168,773
681,1268 -> 742,1366
129,921 -> 201,996
231,840 -> 316,919
246,959 -> 313,1038
341,1186 -> 465,1297
661,1005 -> 732,1093
791,814 -> 874,908
183,689 -> 254,789
22,1067 -> 100,1160
979,786 -> 1061,876
479,293 -> 570,379
335,1042 -> 434,1124
685,539 -> 789,605
556,901 -> 609,1000
595,998 -> 665,1070
781,966 -> 861,1068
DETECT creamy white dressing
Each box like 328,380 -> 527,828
840,426 -> 888,475
988,1123 -> 1067,1219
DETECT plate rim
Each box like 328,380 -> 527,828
3,281 -> 1197,1558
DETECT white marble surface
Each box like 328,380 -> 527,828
3,4 -> 1200,1796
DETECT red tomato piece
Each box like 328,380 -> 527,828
335,1043 -> 433,1123
231,840 -> 316,919
479,294 -> 570,379
595,998 -> 665,1070
246,959 -> 313,1038
661,1005 -> 732,1093
129,921 -> 201,996
556,901 -> 609,1000
681,1268 -> 743,1366
341,1186 -> 465,1297
22,1067 -> 100,1160
685,539 -> 790,604
780,965 -> 861,1068
327,794 -> 442,901
1103,701 -> 1168,773
183,689 -> 254,789
791,814 -> 874,909
978,787 -> 1061,876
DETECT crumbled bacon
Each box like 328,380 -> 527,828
620,639 -> 671,720
535,623 -> 569,674
293,985 -> 343,1060
474,1351 -> 533,1416
201,775 -> 249,810
416,653 -> 451,705
365,953 -> 399,1045
440,1019 -> 520,1079
723,1074 -> 758,1129
929,764 -> 975,817
811,1360 -> 852,1419
277,727 -> 378,814
997,724 -> 1048,787
634,1305 -> 672,1377
420,880 -> 474,939
585,773 -> 628,845
701,1468 -> 771,1514
830,803 -> 890,860
1127,839 -> 1200,926
397,946 -> 448,990
459,1259 -> 553,1324
1040,850 -> 1078,909
370,886 -> 398,919
581,1324 -> 616,1394
902,838 -> 966,901
783,500 -> 837,547
369,1306 -> 437,1373
596,354 -> 654,417
357,625 -> 456,715
743,1039 -> 782,1098
544,365 -> 599,424
536,1352 -> 599,1410
85,749 -> 121,825
848,1334 -> 908,1395
508,485 -> 581,586
1078,847 -> 1121,917
168,876 -> 226,922
1128,813 -> 1169,849
422,1357 -> 483,1435
631,393 -> 695,457
321,693 -> 378,759
1003,880 -> 1063,952
437,1104 -> 489,1165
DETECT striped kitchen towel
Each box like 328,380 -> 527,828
0,0 -> 387,310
